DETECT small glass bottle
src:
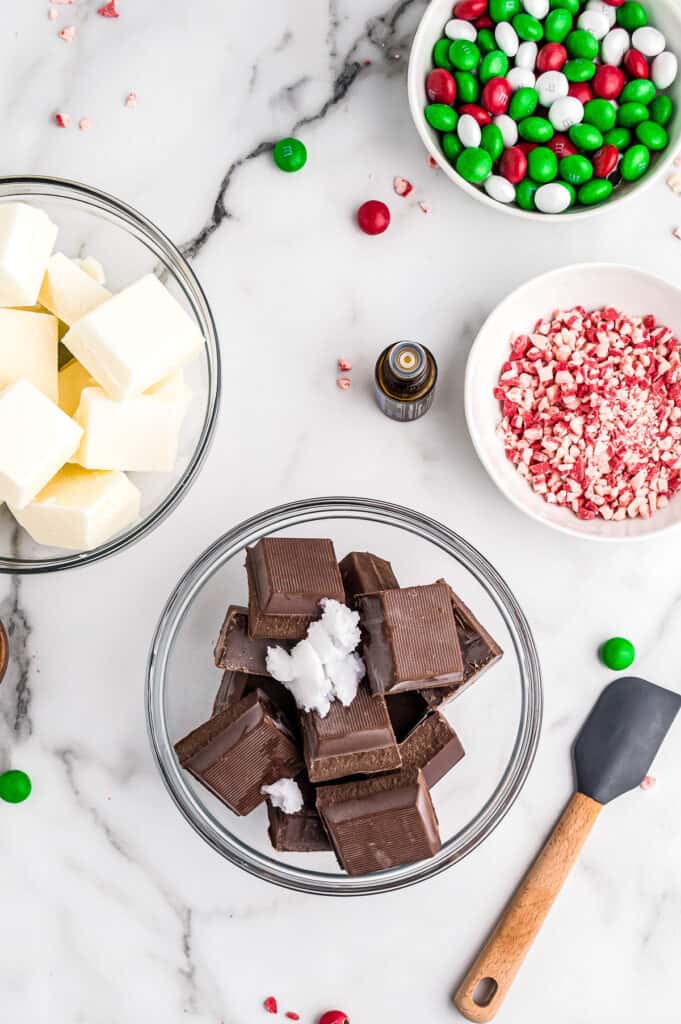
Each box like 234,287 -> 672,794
374,341 -> 438,422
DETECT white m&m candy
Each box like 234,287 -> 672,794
493,114 -> 518,148
577,10 -> 610,40
549,96 -> 584,132
457,113 -> 481,149
508,67 -> 536,91
632,26 -> 666,58
652,52 -> 679,90
601,28 -> 630,66
495,22 -> 519,58
515,41 -> 538,70
484,175 -> 516,205
586,1 -> 616,29
522,0 -> 549,18
536,71 -> 569,107
444,19 -> 477,41
535,182 -> 572,214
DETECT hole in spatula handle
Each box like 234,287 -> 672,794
472,978 -> 499,1007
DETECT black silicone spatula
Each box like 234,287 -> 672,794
455,677 -> 681,1022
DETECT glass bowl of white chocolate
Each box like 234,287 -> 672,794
0,177 -> 220,573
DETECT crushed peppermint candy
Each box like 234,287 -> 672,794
58,25 -> 76,41
79,117 -> 92,132
264,996 -> 278,1014
337,358 -> 352,372
418,201 -> 431,215
428,154 -> 438,168
336,377 -> 351,391
48,7 -> 58,20
495,307 -> 681,522
673,228 -> 681,241
125,91 -> 137,108
640,775 -> 657,791
55,112 -> 71,127
285,1014 -> 301,1022
393,176 -> 414,198
97,0 -> 119,16
667,173 -> 681,194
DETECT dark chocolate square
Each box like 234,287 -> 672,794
399,712 -> 465,788
214,605 -> 283,675
339,550 -> 399,605
212,669 -> 298,726
174,690 -> 303,816
246,537 -> 345,640
316,768 -> 441,876
359,582 -> 464,694
266,774 -> 331,853
300,681 -> 401,783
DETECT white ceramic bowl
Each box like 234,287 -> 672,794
408,0 -> 681,223
465,263 -> 681,541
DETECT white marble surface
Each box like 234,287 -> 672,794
1,1 -> 681,1021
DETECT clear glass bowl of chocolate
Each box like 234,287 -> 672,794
146,497 -> 542,896
0,176 -> 220,573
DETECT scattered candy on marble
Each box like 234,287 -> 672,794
640,774 -> 657,790
273,137 -> 307,173
78,118 -> 92,132
55,112 -> 71,127
337,358 -> 352,372
336,377 -> 351,390
425,0 -> 677,212
97,0 -> 119,16
285,1014 -> 301,1021
318,1012 -> 350,1024
0,769 -> 32,804
393,176 -> 414,196
58,25 -> 75,41
125,91 -> 137,107
601,636 -> 636,670
356,199 -> 390,234
48,6 -> 58,20
418,200 -> 432,213
264,996 -> 278,1014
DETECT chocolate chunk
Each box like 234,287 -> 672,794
246,537 -> 345,640
316,768 -> 441,876
214,605 -> 283,675
386,691 -> 429,742
422,583 -> 504,709
399,713 -> 465,788
266,774 -> 331,853
212,669 -> 298,725
339,550 -> 399,605
174,690 -> 303,816
358,582 -> 464,694
300,681 -> 401,783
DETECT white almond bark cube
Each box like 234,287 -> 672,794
0,308 -> 59,401
73,379 -> 185,472
38,252 -> 111,326
0,379 -> 83,508
11,465 -> 141,551
58,359 -> 96,416
0,203 -> 59,306
62,274 -> 203,399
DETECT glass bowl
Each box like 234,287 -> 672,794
0,176 -> 220,573
146,497 -> 542,896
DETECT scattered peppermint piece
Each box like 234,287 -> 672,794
79,117 -> 92,132
640,775 -> 657,791
419,201 -> 431,214
673,228 -> 681,241
667,173 -> 681,194
337,358 -> 352,372
428,154 -> 438,168
264,996 -> 278,1014
393,176 -> 414,198
55,112 -> 71,127
97,0 -> 119,16
125,91 -> 137,108
48,7 -> 58,21
58,25 -> 76,41
336,377 -> 351,391
286,1015 -> 301,1021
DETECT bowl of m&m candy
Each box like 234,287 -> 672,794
408,0 -> 681,218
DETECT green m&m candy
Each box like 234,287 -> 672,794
618,102 -> 650,127
456,147 -> 493,183
579,179 -> 614,205
565,58 -> 597,82
529,146 -> 558,183
481,123 -> 504,161
509,87 -> 539,121
455,71 -> 479,104
519,116 -> 554,143
0,769 -> 32,804
550,0 -> 579,13
620,79 -> 656,106
560,153 -> 594,185
545,8 -> 572,43
516,178 -> 539,210
569,123 -> 603,151
617,1 -> 648,31
425,103 -> 458,132
449,39 -> 481,71
600,636 -> 635,671
513,13 -> 544,41
480,50 -> 509,83
566,29 -> 599,60
273,137 -> 307,173
433,38 -> 454,70
650,95 -> 673,126
605,126 -> 632,149
477,28 -> 497,55
584,99 -> 617,133
442,132 -> 463,164
621,143 -> 650,180
637,120 -> 669,151
489,0 -> 520,21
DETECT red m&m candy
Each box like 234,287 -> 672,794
459,103 -> 492,125
426,68 -> 456,104
603,0 -> 625,5
454,0 -> 487,19
500,146 -> 528,184
568,82 -> 593,105
481,77 -> 512,115
537,44 -> 568,73
548,133 -> 578,159
475,14 -> 493,28
593,65 -> 625,99
593,144 -> 619,178
357,200 -> 390,235
624,49 -> 649,79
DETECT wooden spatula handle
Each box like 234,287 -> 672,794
454,792 -> 602,1022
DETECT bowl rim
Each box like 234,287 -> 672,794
407,0 -> 681,224
145,496 -> 543,896
464,260 -> 681,542
0,174 -> 221,574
